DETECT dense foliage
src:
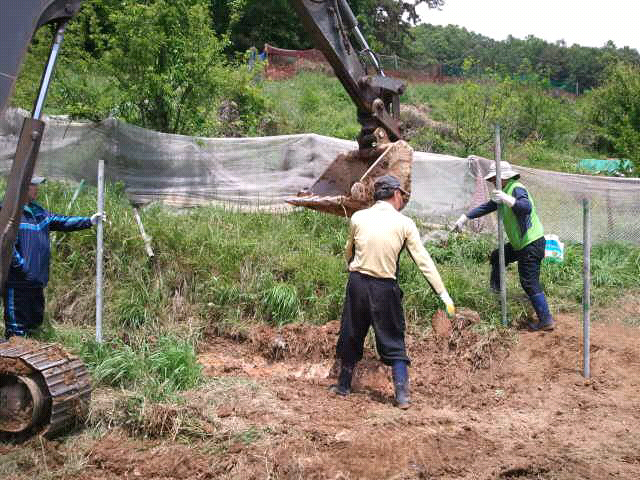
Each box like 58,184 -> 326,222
14,0 -> 268,136
404,25 -> 640,93
584,63 -> 640,163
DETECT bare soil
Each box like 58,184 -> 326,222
3,309 -> 640,480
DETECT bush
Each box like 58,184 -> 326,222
584,62 -> 640,169
79,336 -> 202,401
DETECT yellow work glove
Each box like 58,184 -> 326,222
439,291 -> 456,318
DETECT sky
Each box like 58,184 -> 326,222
416,0 -> 640,51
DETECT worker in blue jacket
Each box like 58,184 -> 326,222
3,176 -> 103,338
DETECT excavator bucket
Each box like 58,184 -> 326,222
0,337 -> 91,440
287,139 -> 413,217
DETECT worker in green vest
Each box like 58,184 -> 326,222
454,161 -> 554,331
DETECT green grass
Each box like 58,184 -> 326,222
402,82 -> 461,123
261,71 -> 359,139
27,180 -> 640,335
35,327 -> 202,402
262,283 -> 300,325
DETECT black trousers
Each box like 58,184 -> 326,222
336,271 -> 410,366
3,286 -> 45,338
490,236 -> 545,297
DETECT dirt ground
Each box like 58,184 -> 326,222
2,307 -> 640,480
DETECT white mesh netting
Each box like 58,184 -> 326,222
1,108 -> 639,245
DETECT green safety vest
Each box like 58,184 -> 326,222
500,180 -> 544,250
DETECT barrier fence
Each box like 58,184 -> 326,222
1,108 -> 639,246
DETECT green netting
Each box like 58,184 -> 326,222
578,158 -> 634,175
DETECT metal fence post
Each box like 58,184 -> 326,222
495,125 -> 507,326
583,199 -> 591,378
96,160 -> 105,343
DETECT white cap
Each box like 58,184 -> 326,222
484,161 -> 520,181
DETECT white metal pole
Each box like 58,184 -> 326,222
495,126 -> 507,326
583,199 -> 591,378
96,160 -> 105,343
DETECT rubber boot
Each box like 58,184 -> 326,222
528,293 -> 555,331
329,361 -> 354,396
392,360 -> 410,409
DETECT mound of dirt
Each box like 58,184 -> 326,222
248,321 -> 340,362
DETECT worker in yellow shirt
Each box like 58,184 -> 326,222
330,175 -> 455,409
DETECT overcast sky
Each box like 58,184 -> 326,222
416,0 -> 639,51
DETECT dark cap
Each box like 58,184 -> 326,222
373,175 -> 408,196
30,176 -> 46,185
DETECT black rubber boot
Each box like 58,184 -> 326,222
392,360 -> 410,409
329,362 -> 354,396
394,381 -> 410,409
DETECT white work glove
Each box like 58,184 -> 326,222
90,212 -> 106,225
490,189 -> 516,207
453,214 -> 468,232
439,291 -> 456,318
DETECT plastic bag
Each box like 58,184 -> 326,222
544,234 -> 564,263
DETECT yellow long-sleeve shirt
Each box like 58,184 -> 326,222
345,200 -> 446,295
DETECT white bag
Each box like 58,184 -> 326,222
544,234 -> 564,263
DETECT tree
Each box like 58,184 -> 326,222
352,0 -> 444,53
218,0 -> 444,53
585,63 -> 640,168
446,82 -> 498,155
402,24 -> 640,92
106,0 -> 265,135
219,0 -> 311,52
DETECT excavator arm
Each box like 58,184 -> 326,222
286,0 -> 413,216
288,0 -> 405,148
0,0 -> 84,293
0,1 -> 83,114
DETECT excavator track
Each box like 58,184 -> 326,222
0,337 -> 91,439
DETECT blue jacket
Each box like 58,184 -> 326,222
8,202 -> 92,288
